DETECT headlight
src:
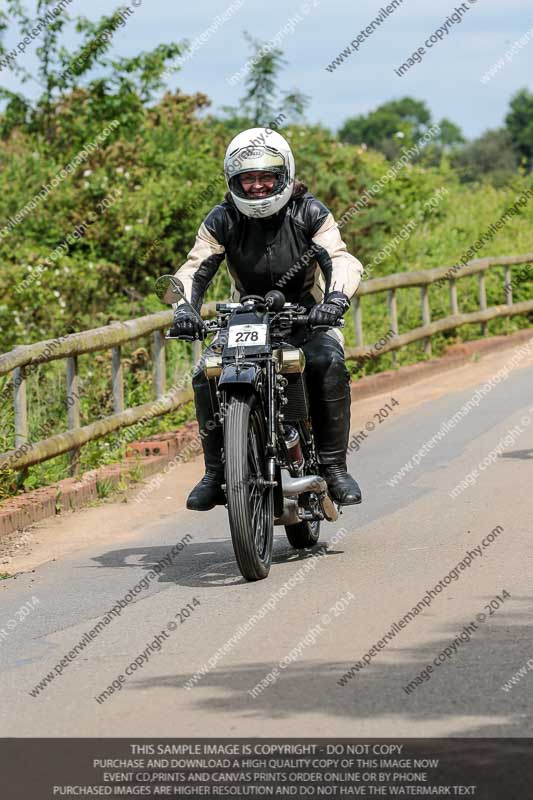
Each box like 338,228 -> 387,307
273,347 -> 305,374
204,354 -> 222,378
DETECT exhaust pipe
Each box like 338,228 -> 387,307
282,471 -> 327,497
281,469 -> 339,522
274,497 -> 301,526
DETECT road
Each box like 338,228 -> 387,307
1,336 -> 532,737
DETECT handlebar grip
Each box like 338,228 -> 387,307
291,316 -> 344,329
165,327 -> 206,342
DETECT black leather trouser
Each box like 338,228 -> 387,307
191,328 -> 352,471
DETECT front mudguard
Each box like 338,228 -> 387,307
217,362 -> 264,435
218,363 -> 263,393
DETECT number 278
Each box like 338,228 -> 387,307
234,330 -> 259,342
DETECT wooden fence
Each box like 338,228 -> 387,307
1,252 -> 532,474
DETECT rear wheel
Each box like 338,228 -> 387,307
285,518 -> 320,549
225,392 -> 274,581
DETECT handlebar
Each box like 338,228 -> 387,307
165,302 -> 345,341
205,313 -> 345,330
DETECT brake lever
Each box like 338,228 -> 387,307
306,319 -> 346,331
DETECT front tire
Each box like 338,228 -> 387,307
225,392 -> 274,581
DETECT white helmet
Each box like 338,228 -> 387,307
224,127 -> 295,219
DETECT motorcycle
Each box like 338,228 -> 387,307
155,275 -> 343,582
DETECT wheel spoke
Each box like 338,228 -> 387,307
251,489 -> 261,532
249,479 -> 260,511
254,495 -> 266,552
249,425 -> 261,475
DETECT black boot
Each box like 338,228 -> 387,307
186,468 -> 226,511
320,463 -> 362,505
187,362 -> 226,511
301,331 -> 361,505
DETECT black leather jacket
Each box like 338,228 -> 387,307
174,185 -> 363,311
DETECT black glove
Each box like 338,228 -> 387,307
308,291 -> 350,328
169,305 -> 205,340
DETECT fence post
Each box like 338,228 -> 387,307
13,367 -> 28,449
449,278 -> 458,316
420,285 -> 432,357
152,331 -> 166,399
504,265 -> 513,306
112,346 -> 124,413
66,356 -> 80,476
387,289 -> 398,366
353,296 -> 364,347
478,272 -> 487,335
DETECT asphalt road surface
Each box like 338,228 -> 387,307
1,338 -> 532,736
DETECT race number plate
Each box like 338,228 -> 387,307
227,324 -> 267,347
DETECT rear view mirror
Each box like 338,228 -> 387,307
155,275 -> 186,305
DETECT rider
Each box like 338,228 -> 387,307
170,127 -> 364,511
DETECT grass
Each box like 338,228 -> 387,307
0,338 -> 197,501
126,461 -> 145,483
96,477 -> 115,499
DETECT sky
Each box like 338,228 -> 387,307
1,0 -> 532,139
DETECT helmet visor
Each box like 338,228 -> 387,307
226,145 -> 288,200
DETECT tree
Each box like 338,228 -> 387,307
241,31 -> 284,125
451,128 -> 518,185
280,88 -> 310,125
505,88 -> 533,171
381,96 -> 432,134
338,97 -> 433,157
221,32 -> 309,128
0,0 -> 185,142
417,117 -> 466,168
435,118 -> 465,151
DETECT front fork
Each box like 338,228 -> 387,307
212,360 -> 278,486
267,358 -> 286,518
266,358 -> 278,484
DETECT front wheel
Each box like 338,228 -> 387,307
225,392 -> 274,581
285,519 -> 320,549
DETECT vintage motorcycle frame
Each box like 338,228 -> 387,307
156,275 -> 342,581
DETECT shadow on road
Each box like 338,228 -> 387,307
502,448 -> 533,460
125,599 -> 533,738
90,534 -> 346,588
